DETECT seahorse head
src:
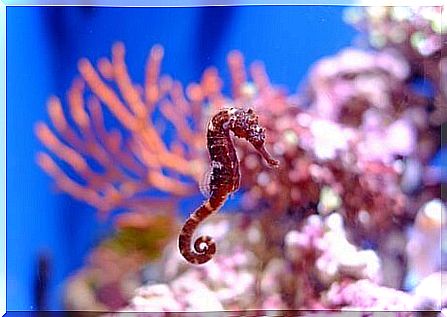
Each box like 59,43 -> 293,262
227,107 -> 279,167
228,108 -> 265,147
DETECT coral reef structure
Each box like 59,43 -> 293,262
36,5 -> 446,313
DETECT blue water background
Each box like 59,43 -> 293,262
6,6 -> 358,310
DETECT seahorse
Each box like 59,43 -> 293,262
178,107 -> 279,264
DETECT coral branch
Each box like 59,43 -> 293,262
36,42 -> 206,217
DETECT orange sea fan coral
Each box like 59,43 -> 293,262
35,42 -> 213,217
36,42 -> 286,218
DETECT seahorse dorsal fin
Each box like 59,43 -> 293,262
199,167 -> 212,198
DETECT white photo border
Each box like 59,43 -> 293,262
1,0 -> 444,316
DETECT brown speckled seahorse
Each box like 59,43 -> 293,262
178,107 -> 279,264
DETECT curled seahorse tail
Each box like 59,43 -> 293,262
194,235 -> 216,255
178,203 -> 217,264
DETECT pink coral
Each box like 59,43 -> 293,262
325,279 -> 414,310
35,5 -> 447,313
